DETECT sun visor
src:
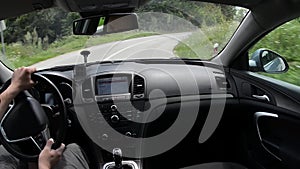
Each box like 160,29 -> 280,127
56,0 -> 147,13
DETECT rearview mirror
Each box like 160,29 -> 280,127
249,49 -> 289,73
73,13 -> 139,35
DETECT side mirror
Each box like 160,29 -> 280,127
73,13 -> 139,35
249,49 -> 289,73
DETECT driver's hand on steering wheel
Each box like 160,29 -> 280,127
1,67 -> 66,168
0,67 -> 36,119
10,67 -> 36,95
38,138 -> 65,169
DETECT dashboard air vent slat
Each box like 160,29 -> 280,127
133,75 -> 145,99
215,76 -> 230,90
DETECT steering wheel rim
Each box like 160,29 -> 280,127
0,73 -> 67,162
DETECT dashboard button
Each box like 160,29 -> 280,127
125,132 -> 132,136
102,134 -> 108,141
111,105 -> 118,111
111,115 -> 120,123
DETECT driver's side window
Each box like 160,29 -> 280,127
249,17 -> 300,86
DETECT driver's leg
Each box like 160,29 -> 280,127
53,143 -> 89,169
0,145 -> 26,169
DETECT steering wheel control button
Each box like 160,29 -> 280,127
33,133 -> 46,150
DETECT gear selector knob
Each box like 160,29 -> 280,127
113,148 -> 123,169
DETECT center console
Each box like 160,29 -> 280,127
92,73 -> 146,137
81,72 -> 146,169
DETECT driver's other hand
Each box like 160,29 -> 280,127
10,67 -> 36,94
38,138 -> 65,169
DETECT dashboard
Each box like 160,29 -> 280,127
37,60 -> 237,168
40,60 -> 236,101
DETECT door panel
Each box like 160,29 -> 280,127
231,70 -> 300,169
255,111 -> 300,169
255,112 -> 281,161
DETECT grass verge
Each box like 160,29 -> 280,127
2,31 -> 157,68
174,21 -> 239,60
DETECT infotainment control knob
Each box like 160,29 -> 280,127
125,132 -> 132,137
111,105 -> 118,112
111,115 -> 120,123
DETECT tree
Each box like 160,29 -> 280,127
219,5 -> 236,21
4,8 -> 80,48
137,0 -> 236,28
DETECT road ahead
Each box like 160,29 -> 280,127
33,32 -> 192,70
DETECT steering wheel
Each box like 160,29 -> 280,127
0,73 -> 67,162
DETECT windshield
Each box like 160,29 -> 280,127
0,0 -> 248,70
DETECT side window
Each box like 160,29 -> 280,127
249,17 -> 300,86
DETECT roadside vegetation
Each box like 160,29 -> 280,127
1,32 -> 157,68
174,21 -> 240,59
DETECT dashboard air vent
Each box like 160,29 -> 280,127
133,75 -> 145,99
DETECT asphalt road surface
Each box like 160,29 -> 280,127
33,32 -> 192,70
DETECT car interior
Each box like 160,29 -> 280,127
0,0 -> 300,169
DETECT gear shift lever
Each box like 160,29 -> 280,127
103,148 -> 138,169
113,148 -> 123,169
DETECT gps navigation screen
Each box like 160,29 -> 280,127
97,76 -> 129,95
